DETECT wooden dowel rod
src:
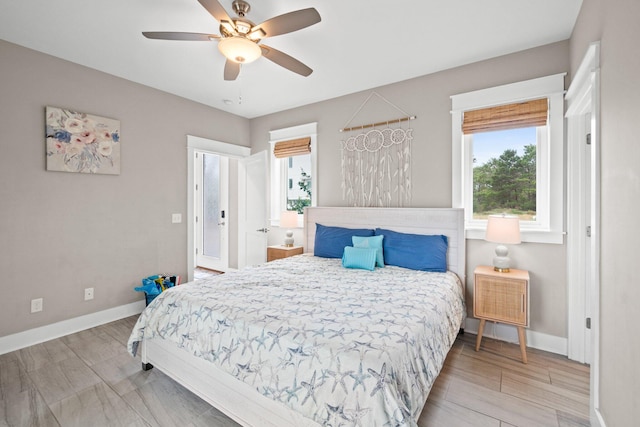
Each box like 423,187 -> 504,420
340,115 -> 416,133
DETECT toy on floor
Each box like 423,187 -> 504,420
134,274 -> 181,306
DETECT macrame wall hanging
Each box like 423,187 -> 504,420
340,92 -> 415,207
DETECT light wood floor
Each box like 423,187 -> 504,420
420,333 -> 590,427
0,317 -> 590,426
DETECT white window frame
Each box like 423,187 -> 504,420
451,73 -> 565,244
269,122 -> 317,227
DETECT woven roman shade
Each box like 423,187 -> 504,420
462,98 -> 548,134
273,137 -> 311,158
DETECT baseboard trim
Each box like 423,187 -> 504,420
1,305 -> 569,357
0,300 -> 145,355
593,408 -> 606,427
465,317 -> 568,356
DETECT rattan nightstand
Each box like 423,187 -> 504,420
473,265 -> 530,363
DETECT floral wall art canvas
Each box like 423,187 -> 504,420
46,106 -> 120,174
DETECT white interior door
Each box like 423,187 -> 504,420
567,108 -> 594,364
238,150 -> 268,268
195,151 -> 229,271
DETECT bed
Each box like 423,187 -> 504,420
128,207 -> 466,426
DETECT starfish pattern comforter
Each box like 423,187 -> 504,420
128,254 -> 465,426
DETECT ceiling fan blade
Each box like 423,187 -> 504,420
224,60 -> 241,81
197,0 -> 233,24
260,44 -> 312,77
142,32 -> 220,41
255,8 -> 321,38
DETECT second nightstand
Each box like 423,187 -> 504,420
267,245 -> 303,262
474,265 -> 530,363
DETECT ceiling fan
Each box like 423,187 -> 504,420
143,0 -> 321,81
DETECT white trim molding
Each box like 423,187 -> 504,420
565,41 -> 602,427
464,317 -> 567,356
0,300 -> 145,355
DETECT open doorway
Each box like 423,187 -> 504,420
187,135 -> 250,282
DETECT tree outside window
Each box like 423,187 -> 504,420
472,127 -> 537,221
286,155 -> 311,214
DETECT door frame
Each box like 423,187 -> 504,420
187,135 -> 250,281
565,42 -> 602,425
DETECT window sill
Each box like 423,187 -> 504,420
465,227 -> 564,244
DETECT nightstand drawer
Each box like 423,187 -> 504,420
474,274 -> 527,326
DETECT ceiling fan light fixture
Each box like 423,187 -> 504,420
218,36 -> 261,63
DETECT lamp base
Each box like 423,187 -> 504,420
283,230 -> 294,247
492,244 -> 511,273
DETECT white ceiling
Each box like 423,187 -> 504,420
0,0 -> 582,119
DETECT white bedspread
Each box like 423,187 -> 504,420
128,254 -> 465,427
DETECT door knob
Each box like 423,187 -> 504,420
256,227 -> 269,233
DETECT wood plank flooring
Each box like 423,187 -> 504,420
0,317 -> 590,426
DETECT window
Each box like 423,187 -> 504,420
269,123 -> 317,226
467,98 -> 547,222
285,154 -> 311,212
451,74 -> 565,243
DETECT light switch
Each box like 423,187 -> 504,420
172,213 -> 182,223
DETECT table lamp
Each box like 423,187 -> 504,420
280,210 -> 298,247
485,214 -> 521,272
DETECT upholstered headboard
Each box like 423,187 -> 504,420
304,207 -> 466,283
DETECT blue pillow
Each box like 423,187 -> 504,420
375,228 -> 448,272
352,235 -> 385,268
342,246 -> 377,271
314,224 -> 375,258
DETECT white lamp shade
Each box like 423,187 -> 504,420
280,211 -> 298,229
485,215 -> 521,244
218,36 -> 262,64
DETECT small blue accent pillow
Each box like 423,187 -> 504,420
352,235 -> 385,268
375,228 -> 448,272
314,224 -> 375,258
342,246 -> 377,271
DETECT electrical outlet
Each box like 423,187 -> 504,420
31,298 -> 43,313
172,213 -> 182,224
84,287 -> 94,301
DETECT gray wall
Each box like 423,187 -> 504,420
0,40 -> 249,337
251,41 -> 570,339
571,0 -> 640,424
